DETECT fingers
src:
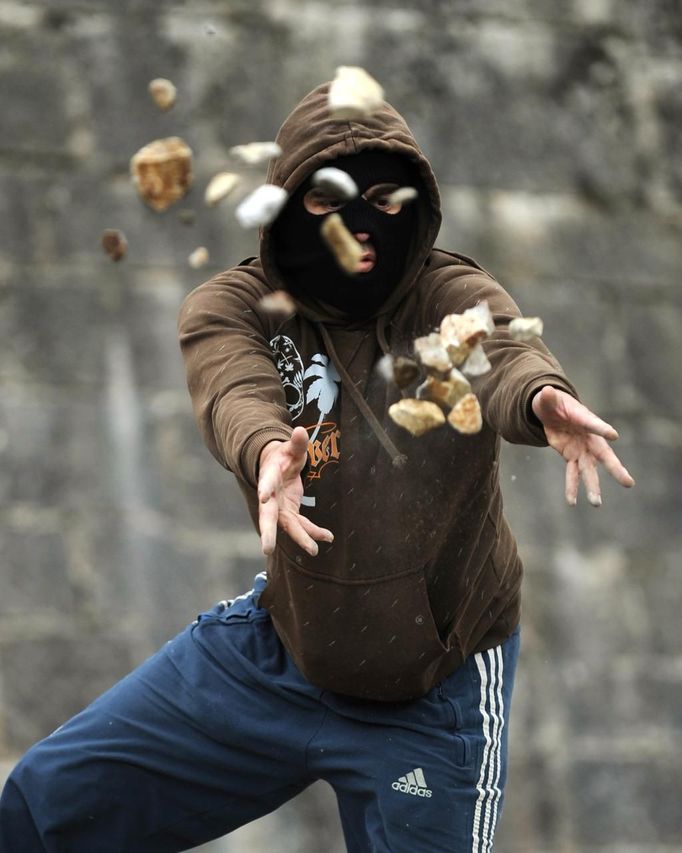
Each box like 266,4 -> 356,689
563,396 -> 619,441
592,439 -> 636,489
257,454 -> 280,553
286,426 -> 311,472
259,491 -> 321,557
258,446 -> 282,503
579,411 -> 619,442
298,513 -> 334,545
258,468 -> 278,504
259,495 -> 279,555
565,459 -> 579,506
289,425 -> 310,452
261,511 -> 332,558
569,438 -> 635,508
259,482 -> 333,556
578,452 -> 602,507
278,512 -> 321,557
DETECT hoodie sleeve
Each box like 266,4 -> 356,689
425,260 -> 579,446
178,271 -> 293,488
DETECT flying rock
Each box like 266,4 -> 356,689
235,184 -> 288,228
440,311 -> 490,366
509,316 -> 544,340
259,290 -> 296,318
417,370 -> 471,410
392,356 -> 420,388
229,141 -> 282,166
101,229 -> 127,262
204,172 -> 240,207
320,213 -> 363,274
413,332 -> 451,376
388,398 -> 445,437
148,78 -> 177,111
447,393 -> 483,434
130,136 -> 193,212
461,344 -> 491,377
312,168 -> 358,200
328,66 -> 385,121
387,187 -> 418,205
188,246 -> 209,269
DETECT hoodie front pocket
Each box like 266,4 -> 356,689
260,552 -> 464,701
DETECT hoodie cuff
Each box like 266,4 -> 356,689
240,426 -> 294,489
522,376 -> 579,446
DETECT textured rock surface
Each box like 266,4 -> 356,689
0,1 -> 680,850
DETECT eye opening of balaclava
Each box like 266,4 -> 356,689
270,150 -> 420,319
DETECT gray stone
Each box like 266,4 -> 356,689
571,760 -> 681,845
0,632 -> 133,752
631,546 -> 682,655
622,301 -> 682,419
0,280 -> 110,387
439,190 -> 682,287
654,79 -> 682,206
0,174 -> 46,266
140,400 -> 254,526
73,508 -> 209,637
0,390 -> 110,506
0,526 -> 73,617
0,31 -> 73,156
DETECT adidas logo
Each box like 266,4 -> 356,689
391,767 -> 432,798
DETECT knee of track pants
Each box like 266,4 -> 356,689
0,753 -> 47,850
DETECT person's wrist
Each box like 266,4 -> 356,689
259,439 -> 283,474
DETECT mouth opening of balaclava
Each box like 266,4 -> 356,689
270,150 -> 419,319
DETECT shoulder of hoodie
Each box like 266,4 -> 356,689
178,256 -> 281,337
416,247 -> 522,318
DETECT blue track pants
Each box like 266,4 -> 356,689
0,575 -> 520,852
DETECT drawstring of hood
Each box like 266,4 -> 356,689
375,315 -> 391,356
317,321 -> 407,468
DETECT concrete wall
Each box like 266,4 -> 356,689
1,1 -> 680,850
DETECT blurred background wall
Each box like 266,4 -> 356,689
1,0 -> 681,850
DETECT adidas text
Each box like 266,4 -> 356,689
391,781 -> 432,797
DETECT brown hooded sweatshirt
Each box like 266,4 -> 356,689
178,82 -> 578,701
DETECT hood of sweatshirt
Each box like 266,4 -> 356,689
260,81 -> 442,327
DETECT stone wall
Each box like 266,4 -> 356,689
0,1 -> 680,850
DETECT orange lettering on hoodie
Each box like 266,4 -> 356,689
306,421 -> 341,480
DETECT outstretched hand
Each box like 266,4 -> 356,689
531,386 -> 635,506
257,426 -> 334,556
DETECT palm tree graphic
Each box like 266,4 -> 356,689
304,353 -> 341,443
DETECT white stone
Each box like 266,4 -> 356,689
461,344 -> 491,377
312,168 -> 358,200
387,186 -> 418,205
148,78 -> 177,111
509,316 -> 544,340
229,141 -> 282,165
188,246 -> 209,269
464,299 -> 495,335
328,66 -> 385,120
204,172 -> 240,207
235,184 -> 288,228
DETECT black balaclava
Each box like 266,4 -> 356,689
271,151 -> 418,319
